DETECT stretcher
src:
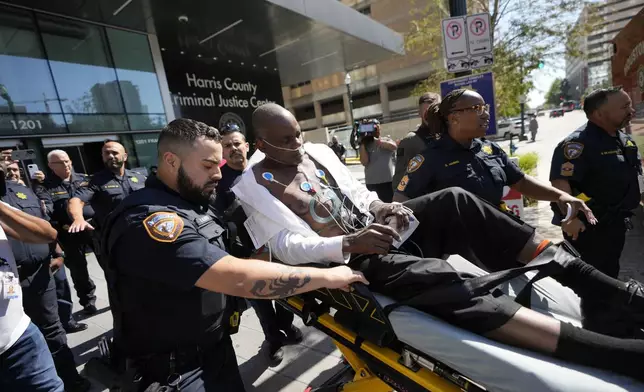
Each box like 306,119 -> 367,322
276,255 -> 644,392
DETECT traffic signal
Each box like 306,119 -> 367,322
560,96 -> 564,101
538,62 -> 545,69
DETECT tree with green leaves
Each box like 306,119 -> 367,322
545,78 -> 563,106
405,0 -> 599,117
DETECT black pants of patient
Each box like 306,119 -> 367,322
347,187 -> 644,381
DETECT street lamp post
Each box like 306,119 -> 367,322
344,73 -> 354,126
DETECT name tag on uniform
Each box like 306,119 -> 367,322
2,273 -> 20,300
638,174 -> 644,194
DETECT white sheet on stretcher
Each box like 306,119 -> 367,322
375,255 -> 644,392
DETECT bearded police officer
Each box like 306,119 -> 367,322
101,118 -> 366,390
550,87 -> 642,335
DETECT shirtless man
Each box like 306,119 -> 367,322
232,103 -> 644,381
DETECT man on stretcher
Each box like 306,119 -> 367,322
232,103 -> 644,381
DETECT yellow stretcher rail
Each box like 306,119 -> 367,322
285,297 -> 463,392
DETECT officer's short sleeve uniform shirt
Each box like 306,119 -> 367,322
35,172 -> 94,227
549,122 -> 642,213
396,136 -> 524,206
111,176 -> 228,290
1,182 -> 51,269
73,168 -> 146,228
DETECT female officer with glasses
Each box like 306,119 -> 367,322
393,89 -> 594,223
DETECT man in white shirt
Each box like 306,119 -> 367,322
231,103 -> 644,381
0,154 -> 63,391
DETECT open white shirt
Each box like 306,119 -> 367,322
0,201 -> 31,355
232,143 -> 380,265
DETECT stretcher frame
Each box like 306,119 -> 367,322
276,283 -> 487,392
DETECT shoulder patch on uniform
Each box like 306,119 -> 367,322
143,212 -> 184,243
482,145 -> 493,155
397,175 -> 409,191
563,142 -> 584,160
407,155 -> 425,173
560,162 -> 574,177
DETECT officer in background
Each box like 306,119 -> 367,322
550,87 -> 641,279
2,162 -> 90,392
393,89 -> 593,227
101,118 -> 366,390
66,140 -> 145,371
67,140 -> 146,263
392,92 -> 441,191
34,150 -> 97,316
215,124 -> 303,363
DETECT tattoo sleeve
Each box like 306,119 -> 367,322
250,266 -> 312,298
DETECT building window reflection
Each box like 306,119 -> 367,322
38,14 -> 128,132
106,28 -> 167,130
0,5 -> 67,135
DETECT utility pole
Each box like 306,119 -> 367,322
449,0 -> 471,78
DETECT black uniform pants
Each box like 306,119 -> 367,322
57,229 -> 96,307
563,218 -> 626,279
19,262 -> 81,385
129,337 -> 245,392
250,300 -> 295,345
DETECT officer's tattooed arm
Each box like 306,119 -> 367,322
195,256 -> 368,299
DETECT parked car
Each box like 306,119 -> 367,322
497,120 -> 520,140
550,108 -> 564,118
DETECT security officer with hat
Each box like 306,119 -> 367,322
550,87 -> 641,279
550,87 -> 641,335
2,162 -> 90,392
101,118 -> 366,390
33,149 -> 97,316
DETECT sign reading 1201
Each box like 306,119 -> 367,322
10,120 -> 43,131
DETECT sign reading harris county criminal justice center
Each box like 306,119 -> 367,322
163,57 -> 284,139
174,73 -> 275,109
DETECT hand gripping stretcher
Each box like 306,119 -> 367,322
276,254 -> 644,392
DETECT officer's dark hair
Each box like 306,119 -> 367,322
158,118 -> 221,158
418,92 -> 441,106
423,89 -> 468,137
583,86 -> 623,117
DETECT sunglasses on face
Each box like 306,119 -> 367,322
451,104 -> 490,115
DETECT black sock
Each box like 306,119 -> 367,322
547,245 -> 643,308
554,322 -> 644,381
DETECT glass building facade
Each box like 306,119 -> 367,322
0,4 -> 166,173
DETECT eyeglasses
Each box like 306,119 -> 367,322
451,104 -> 490,115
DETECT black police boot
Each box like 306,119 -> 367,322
83,304 -> 98,315
268,341 -> 285,363
541,242 -> 644,312
64,320 -> 89,334
284,326 -> 303,345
